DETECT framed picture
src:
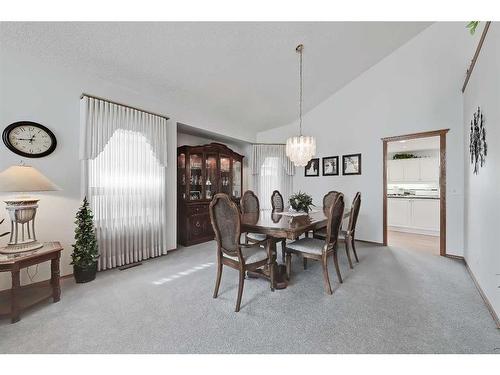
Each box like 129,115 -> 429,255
322,156 -> 339,176
342,153 -> 362,175
304,158 -> 320,177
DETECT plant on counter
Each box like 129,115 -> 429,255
289,191 -> 315,213
466,21 -> 480,35
392,153 -> 418,160
71,197 -> 99,283
0,218 -> 10,238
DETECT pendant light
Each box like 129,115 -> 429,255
286,44 -> 316,167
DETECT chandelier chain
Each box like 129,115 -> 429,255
299,45 -> 303,136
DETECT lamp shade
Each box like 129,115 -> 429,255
0,165 -> 59,192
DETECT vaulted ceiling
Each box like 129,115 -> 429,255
0,22 -> 431,136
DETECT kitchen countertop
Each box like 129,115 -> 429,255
387,195 -> 439,200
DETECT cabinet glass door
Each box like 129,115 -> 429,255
189,153 -> 203,200
205,154 -> 217,200
178,153 -> 186,200
220,155 -> 231,195
232,159 -> 242,199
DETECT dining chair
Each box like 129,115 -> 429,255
271,190 -> 287,263
209,193 -> 272,312
285,193 -> 345,294
307,190 -> 340,267
241,190 -> 267,244
313,192 -> 361,268
342,192 -> 361,263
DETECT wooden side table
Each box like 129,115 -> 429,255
0,242 -> 63,323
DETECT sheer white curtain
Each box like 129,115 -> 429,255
251,144 -> 295,210
80,96 -> 169,271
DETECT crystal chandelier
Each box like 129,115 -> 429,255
286,44 -> 316,167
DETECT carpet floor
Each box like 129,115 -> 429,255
1,241 -> 499,353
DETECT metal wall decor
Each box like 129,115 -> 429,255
469,106 -> 487,175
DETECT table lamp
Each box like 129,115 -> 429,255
0,164 -> 59,254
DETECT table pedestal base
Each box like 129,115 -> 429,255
247,264 -> 288,290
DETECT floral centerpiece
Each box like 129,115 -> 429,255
289,191 -> 314,213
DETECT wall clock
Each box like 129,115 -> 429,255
2,121 -> 57,158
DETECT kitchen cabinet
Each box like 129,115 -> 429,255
387,157 -> 439,183
419,157 -> 440,182
387,198 -> 410,227
388,198 -> 440,235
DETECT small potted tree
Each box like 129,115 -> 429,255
71,197 -> 99,283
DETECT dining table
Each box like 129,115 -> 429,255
241,209 -> 350,290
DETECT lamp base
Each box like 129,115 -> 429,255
0,241 -> 43,254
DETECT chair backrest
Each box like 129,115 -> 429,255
323,190 -> 340,216
324,193 -> 345,249
271,190 -> 284,212
241,190 -> 260,214
209,193 -> 241,258
347,192 -> 361,234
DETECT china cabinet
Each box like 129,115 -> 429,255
177,143 -> 244,246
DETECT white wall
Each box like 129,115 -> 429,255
0,46 -> 182,291
257,23 -> 476,255
463,24 -> 500,319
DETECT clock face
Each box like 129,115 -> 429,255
2,121 -> 57,158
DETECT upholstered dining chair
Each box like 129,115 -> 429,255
341,192 -> 361,264
271,190 -> 287,262
241,190 -> 267,244
209,193 -> 272,312
314,192 -> 361,269
285,193 -> 345,294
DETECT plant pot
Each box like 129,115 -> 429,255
73,262 -> 98,283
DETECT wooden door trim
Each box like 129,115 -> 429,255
382,129 -> 449,256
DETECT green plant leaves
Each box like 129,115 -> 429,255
466,21 -> 480,35
289,191 -> 314,213
71,196 -> 99,268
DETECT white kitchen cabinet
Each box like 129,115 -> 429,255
388,198 -> 440,235
412,199 -> 440,231
387,157 -> 439,183
387,160 -> 405,182
419,157 -> 440,182
387,198 -> 410,227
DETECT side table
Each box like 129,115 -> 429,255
0,242 -> 63,323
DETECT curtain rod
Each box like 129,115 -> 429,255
81,93 -> 170,120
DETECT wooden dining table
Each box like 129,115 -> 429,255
241,209 -> 350,290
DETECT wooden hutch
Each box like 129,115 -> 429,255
177,143 -> 244,246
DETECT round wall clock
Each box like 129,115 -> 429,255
2,121 -> 57,158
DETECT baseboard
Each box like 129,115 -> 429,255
445,254 -> 465,261
464,260 -> 500,329
356,239 -> 384,246
388,226 -> 439,237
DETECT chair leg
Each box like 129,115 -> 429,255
285,253 -> 292,280
345,240 -> 354,269
303,257 -> 308,270
321,256 -> 333,295
213,262 -> 223,298
332,250 -> 343,284
281,239 -> 286,264
235,269 -> 245,312
351,236 -> 359,263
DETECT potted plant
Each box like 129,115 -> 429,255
71,197 -> 99,283
289,191 -> 315,213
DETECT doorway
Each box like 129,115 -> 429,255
382,129 -> 448,256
